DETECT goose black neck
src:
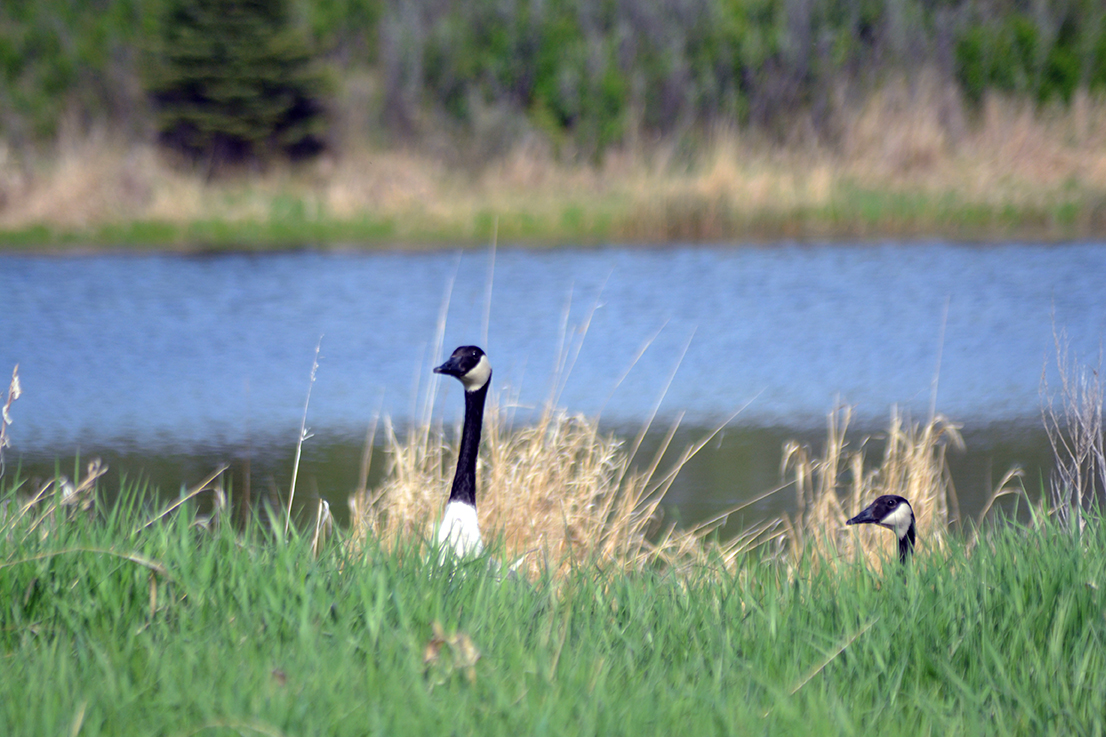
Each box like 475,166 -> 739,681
449,381 -> 489,507
898,523 -> 916,564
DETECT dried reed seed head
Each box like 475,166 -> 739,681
347,389 -> 714,576
349,390 -> 989,576
780,408 -> 964,573
8,85 -> 1106,239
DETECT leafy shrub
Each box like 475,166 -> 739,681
4,0 -> 1106,155
955,6 -> 1106,105
0,0 -> 149,144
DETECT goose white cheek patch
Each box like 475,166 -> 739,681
882,502 -> 914,538
460,354 -> 492,392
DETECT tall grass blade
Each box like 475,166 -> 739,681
286,335 -> 322,535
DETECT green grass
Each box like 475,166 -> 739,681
0,216 -> 403,253
2,476 -> 1105,736
6,187 -> 1106,252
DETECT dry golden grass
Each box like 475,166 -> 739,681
0,458 -> 108,542
778,405 -> 1024,572
347,389 -> 764,577
779,406 -> 960,572
343,325 -> 1036,577
841,75 -> 1106,204
346,391 -> 1035,577
4,81 -> 1106,240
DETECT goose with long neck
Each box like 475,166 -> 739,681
433,345 -> 492,558
846,495 -> 916,563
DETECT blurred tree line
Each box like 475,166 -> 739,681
1,0 -> 1105,168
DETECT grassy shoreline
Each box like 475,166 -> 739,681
2,474 -> 1104,736
4,86 -> 1106,251
2,189 -> 1103,252
4,350 -> 1105,733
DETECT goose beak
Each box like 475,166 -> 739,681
434,357 -> 463,378
846,507 -> 879,526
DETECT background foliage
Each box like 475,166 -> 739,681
2,0 -> 1106,162
147,0 -> 330,168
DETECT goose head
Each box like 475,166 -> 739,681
434,345 -> 492,392
846,495 -> 916,563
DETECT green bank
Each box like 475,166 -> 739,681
4,183 -> 1106,251
2,475 -> 1104,736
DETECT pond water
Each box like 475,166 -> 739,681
2,242 -> 1104,527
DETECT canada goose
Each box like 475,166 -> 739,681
846,494 -> 916,563
433,345 -> 492,559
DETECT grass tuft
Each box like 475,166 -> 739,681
348,394 -> 721,576
779,405 -> 1000,571
2,465 -> 1105,736
7,83 -> 1106,247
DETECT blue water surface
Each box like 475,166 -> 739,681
2,242 -> 1104,454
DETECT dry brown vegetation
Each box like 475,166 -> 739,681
344,377 -> 1030,576
777,405 -> 1025,573
4,80 -> 1106,241
337,269 -> 1032,576
348,392 -> 773,577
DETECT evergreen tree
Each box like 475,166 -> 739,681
148,0 -> 329,169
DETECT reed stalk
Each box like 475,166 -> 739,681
286,335 -> 322,536
780,405 -> 969,571
1040,323 -> 1106,537
0,364 -> 21,480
